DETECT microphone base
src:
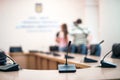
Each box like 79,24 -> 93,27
84,57 -> 98,63
53,52 -> 60,56
101,61 -> 117,68
58,64 -> 76,73
65,55 -> 74,59
0,63 -> 20,72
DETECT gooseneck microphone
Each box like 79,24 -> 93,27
99,40 -> 104,45
65,41 -> 71,65
100,49 -> 117,68
101,50 -> 112,62
64,41 -> 74,59
0,50 -> 20,72
58,41 -> 76,73
84,40 -> 104,63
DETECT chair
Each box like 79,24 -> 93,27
89,44 -> 101,56
49,45 -> 59,52
111,43 -> 120,59
77,44 -> 88,55
9,46 -> 23,52
68,44 -> 77,53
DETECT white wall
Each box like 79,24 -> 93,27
99,0 -> 120,56
84,0 -> 99,43
0,0 -> 83,52
0,0 -> 119,57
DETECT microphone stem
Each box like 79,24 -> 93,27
102,50 -> 112,61
65,47 -> 68,65
65,41 -> 71,65
6,55 -> 16,64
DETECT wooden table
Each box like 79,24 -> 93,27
9,52 -> 91,69
0,52 -> 120,80
0,64 -> 120,80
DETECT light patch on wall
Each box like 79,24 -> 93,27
16,15 -> 59,32
35,3 -> 42,13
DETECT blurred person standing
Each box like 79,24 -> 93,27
69,18 -> 92,53
56,23 -> 69,52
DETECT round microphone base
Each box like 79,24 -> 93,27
58,64 -> 76,73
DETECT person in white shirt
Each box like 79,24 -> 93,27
69,18 -> 91,54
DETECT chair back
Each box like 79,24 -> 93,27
90,44 -> 101,56
49,45 -> 59,52
111,43 -> 120,59
10,46 -> 23,52
77,44 -> 88,55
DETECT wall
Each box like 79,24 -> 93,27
0,0 -> 99,52
99,0 -> 120,56
0,0 -> 83,52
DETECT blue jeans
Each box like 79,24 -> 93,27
71,44 -> 88,55
70,44 -> 77,53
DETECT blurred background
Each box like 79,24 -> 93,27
0,0 -> 120,56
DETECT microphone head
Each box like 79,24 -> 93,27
68,41 -> 71,47
99,40 -> 104,45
